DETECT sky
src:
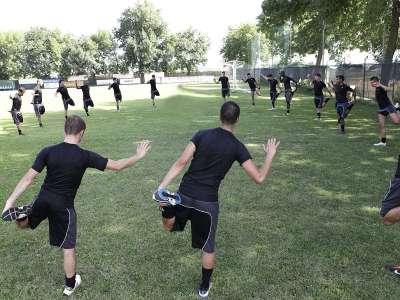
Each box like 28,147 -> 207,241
0,0 -> 264,69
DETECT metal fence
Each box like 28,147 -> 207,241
237,63 -> 400,102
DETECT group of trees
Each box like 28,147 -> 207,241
220,0 -> 400,83
0,0 -> 209,81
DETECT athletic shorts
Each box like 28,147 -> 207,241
378,105 -> 396,116
250,88 -> 256,94
83,98 -> 94,108
221,88 -> 230,98
314,96 -> 324,108
28,191 -> 77,249
162,193 -> 219,253
33,104 -> 41,117
10,110 -> 22,125
270,92 -> 277,102
285,90 -> 293,103
114,93 -> 122,101
63,98 -> 75,110
336,102 -> 352,119
380,177 -> 400,217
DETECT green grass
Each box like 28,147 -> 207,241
1,84 -> 400,299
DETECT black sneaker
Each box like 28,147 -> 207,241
198,282 -> 211,298
153,189 -> 181,206
385,264 -> 400,276
2,205 -> 32,221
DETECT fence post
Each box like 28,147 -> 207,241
362,57 -> 367,101
393,62 -> 396,101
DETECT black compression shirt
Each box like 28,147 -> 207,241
313,80 -> 327,97
375,86 -> 392,109
77,84 -> 91,99
218,76 -> 229,89
110,82 -> 121,94
56,87 -> 71,101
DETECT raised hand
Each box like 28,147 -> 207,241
136,140 -> 152,159
263,138 -> 280,160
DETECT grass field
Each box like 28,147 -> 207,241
1,83 -> 400,299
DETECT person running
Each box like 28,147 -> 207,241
214,71 -> 230,102
332,75 -> 356,134
370,76 -> 400,146
147,75 -> 159,110
153,101 -> 280,298
32,80 -> 44,127
312,73 -> 332,120
76,80 -> 94,116
108,78 -> 122,111
9,87 -> 26,135
243,73 -> 258,106
1,115 -> 151,297
261,74 -> 281,110
279,71 -> 297,115
56,80 -> 75,119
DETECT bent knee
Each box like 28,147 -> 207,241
382,216 -> 396,225
16,218 -> 29,229
162,219 -> 174,231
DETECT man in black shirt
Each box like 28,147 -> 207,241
370,76 -> 400,146
332,75 -> 356,134
108,78 -> 122,111
32,80 -> 44,127
243,73 -> 258,106
56,80 -> 75,119
311,73 -> 332,120
153,101 -> 280,298
9,87 -> 26,135
76,80 -> 94,116
2,115 -> 151,297
214,71 -> 230,102
147,75 -> 159,110
279,71 -> 297,115
261,74 -> 281,110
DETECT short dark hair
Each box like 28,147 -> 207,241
152,74 -> 155,78
65,115 -> 86,135
247,73 -> 251,76
315,73 -> 321,77
267,74 -> 273,77
220,101 -> 240,125
336,75 -> 345,80
18,87 -> 26,94
370,76 -> 379,81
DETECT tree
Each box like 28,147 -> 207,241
220,23 -> 270,66
21,27 -> 64,78
114,0 -> 166,83
175,28 -> 209,75
0,32 -> 23,80
90,30 -> 118,75
152,34 -> 178,74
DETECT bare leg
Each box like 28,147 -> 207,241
37,115 -> 42,126
162,217 -> 175,231
202,251 -> 216,269
116,101 -> 120,111
390,112 -> 400,124
16,218 -> 29,229
378,114 -> 386,140
382,207 -> 400,225
64,110 -> 68,119
63,248 -> 76,278
251,92 -> 255,106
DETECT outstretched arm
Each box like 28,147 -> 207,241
2,169 -> 38,213
242,138 -> 280,184
158,143 -> 196,189
106,141 -> 151,171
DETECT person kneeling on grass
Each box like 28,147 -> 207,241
1,115 -> 151,297
370,76 -> 400,147
153,101 -> 280,298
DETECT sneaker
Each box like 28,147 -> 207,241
153,189 -> 182,206
2,205 -> 32,221
385,264 -> 400,277
395,102 -> 399,109
314,117 -> 321,121
269,108 -> 276,111
198,283 -> 212,298
374,142 -> 387,147
63,274 -> 81,297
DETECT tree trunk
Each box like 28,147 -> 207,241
140,72 -> 145,84
316,19 -> 325,66
381,0 -> 400,84
316,45 -> 323,66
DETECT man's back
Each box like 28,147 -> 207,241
32,143 -> 108,201
179,128 -> 251,202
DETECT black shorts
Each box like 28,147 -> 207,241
63,98 -> 75,110
285,90 -> 293,103
336,102 -> 352,119
162,193 -> 219,253
314,96 -> 324,108
221,88 -> 230,98
378,105 -> 396,116
114,93 -> 122,101
33,104 -> 41,117
83,98 -> 94,108
28,191 -> 77,249
270,92 -> 277,102
10,110 -> 22,125
381,178 -> 400,217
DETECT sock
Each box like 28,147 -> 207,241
65,116 -> 67,120
382,137 -> 387,143
18,129 -> 22,135
201,267 -> 213,289
161,206 -> 176,219
65,274 -> 76,289
317,112 -> 321,118
395,155 -> 400,178
39,123 -> 43,127
341,124 -> 345,132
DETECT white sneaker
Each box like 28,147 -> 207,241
198,283 -> 212,298
373,142 -> 387,147
63,274 -> 81,297
269,108 -> 276,111
395,102 -> 399,109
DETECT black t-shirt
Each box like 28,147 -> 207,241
149,79 -> 157,91
33,87 -> 42,104
179,128 -> 252,202
110,82 -> 121,94
32,142 -> 108,203
313,80 -> 327,97
11,93 -> 22,111
56,86 -> 71,101
245,78 -> 257,89
334,84 -> 353,103
77,84 -> 91,99
218,76 -> 229,89
375,86 -> 392,109
280,75 -> 296,90
269,79 -> 278,93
